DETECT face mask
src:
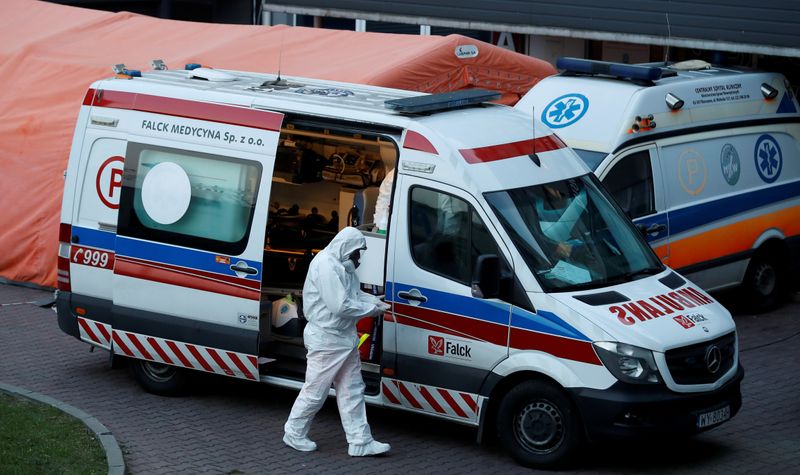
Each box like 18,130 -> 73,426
349,249 -> 362,270
343,260 -> 356,273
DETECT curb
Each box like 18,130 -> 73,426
0,382 -> 125,475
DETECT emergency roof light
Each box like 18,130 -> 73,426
557,57 -> 676,83
384,89 -> 501,114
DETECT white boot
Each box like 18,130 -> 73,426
283,433 -> 317,452
348,440 -> 391,457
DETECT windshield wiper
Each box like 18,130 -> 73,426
622,267 -> 663,281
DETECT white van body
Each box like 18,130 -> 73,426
57,65 -> 743,468
516,59 -> 800,310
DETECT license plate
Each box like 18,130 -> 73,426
697,405 -> 730,428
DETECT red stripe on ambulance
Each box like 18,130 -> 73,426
459,135 -> 566,164
395,380 -> 423,409
418,386 -> 446,414
166,340 -> 194,369
147,337 -> 174,365
85,88 -> 283,132
115,255 -> 260,301
437,388 -> 468,418
394,301 -> 600,365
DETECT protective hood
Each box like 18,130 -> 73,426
325,227 -> 367,264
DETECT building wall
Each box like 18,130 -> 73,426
266,1 -> 800,55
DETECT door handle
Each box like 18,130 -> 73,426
397,290 -> 428,303
637,223 -> 666,236
230,261 -> 258,276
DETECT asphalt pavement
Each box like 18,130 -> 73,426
1,283 -> 798,474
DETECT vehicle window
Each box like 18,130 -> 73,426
409,187 -> 498,285
485,174 -> 663,292
573,148 -> 608,171
118,143 -> 261,255
602,150 -> 655,219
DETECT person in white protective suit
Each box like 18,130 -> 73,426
283,227 -> 391,456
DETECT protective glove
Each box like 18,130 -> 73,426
372,301 -> 390,316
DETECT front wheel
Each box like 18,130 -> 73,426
743,251 -> 785,313
496,380 -> 583,469
130,360 -> 190,396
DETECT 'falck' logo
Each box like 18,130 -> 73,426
428,336 -> 444,356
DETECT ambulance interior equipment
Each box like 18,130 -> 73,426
258,118 -> 397,381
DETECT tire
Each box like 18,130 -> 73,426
130,360 -> 190,396
496,380 -> 583,469
743,251 -> 785,313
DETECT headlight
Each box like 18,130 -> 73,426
594,341 -> 661,384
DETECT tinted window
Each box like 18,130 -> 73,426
409,187 -> 498,284
118,143 -> 261,255
603,150 -> 655,219
573,149 -> 608,171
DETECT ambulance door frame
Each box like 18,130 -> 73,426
599,143 -> 670,265
387,172 -> 514,398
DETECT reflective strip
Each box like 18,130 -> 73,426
110,329 -> 257,381
382,378 -> 479,422
77,317 -> 112,349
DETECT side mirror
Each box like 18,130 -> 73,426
472,254 -> 500,299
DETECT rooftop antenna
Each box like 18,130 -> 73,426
530,106 -> 541,166
276,28 -> 285,83
664,12 -> 672,65
259,29 -> 300,89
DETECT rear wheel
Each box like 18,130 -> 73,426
130,360 -> 190,396
496,380 -> 583,468
743,251 -> 785,313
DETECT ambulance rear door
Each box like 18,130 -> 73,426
112,100 -> 283,381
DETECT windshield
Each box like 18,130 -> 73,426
485,174 -> 664,292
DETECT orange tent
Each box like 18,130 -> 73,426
0,0 -> 555,288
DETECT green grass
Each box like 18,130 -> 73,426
0,392 -> 106,475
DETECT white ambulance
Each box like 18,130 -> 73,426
57,62 -> 743,468
516,58 -> 800,312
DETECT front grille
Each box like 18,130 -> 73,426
665,332 -> 736,385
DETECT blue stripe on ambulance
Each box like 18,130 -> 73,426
391,282 -> 588,341
72,226 -> 116,251
635,178 -> 800,239
115,235 -> 262,279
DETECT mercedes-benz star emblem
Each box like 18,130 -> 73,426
705,345 -> 722,374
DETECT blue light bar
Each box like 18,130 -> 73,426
385,89 -> 501,114
557,57 -> 668,82
122,69 -> 142,77
185,63 -> 202,71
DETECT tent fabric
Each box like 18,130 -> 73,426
0,0 -> 555,288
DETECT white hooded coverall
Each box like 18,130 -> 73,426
284,227 -> 387,450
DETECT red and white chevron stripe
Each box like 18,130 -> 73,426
111,329 -> 258,381
77,317 -> 112,350
381,378 -> 480,423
